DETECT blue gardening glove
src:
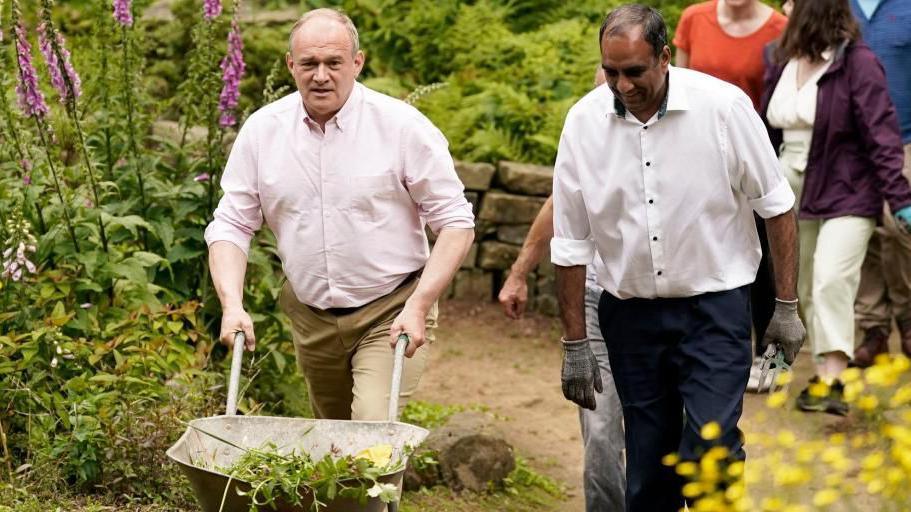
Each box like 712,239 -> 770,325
761,299 -> 807,365
895,206 -> 911,234
561,338 -> 603,410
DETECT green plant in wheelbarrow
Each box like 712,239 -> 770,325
215,440 -> 403,511
167,333 -> 428,512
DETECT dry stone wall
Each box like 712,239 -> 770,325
436,161 -> 558,315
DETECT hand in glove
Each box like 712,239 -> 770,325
761,299 -> 806,365
561,338 -> 603,410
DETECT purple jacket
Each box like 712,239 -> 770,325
760,40 -> 911,220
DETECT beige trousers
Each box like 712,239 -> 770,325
278,277 -> 437,421
781,144 -> 876,358
855,144 -> 911,331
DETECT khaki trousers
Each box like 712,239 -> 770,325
856,144 -> 911,331
781,145 -> 875,358
278,277 -> 437,421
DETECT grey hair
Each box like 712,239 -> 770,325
599,4 -> 668,59
288,8 -> 360,56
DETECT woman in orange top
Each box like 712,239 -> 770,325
675,0 -> 788,109
674,0 -> 788,393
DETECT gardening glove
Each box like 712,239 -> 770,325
761,299 -> 806,365
894,206 -> 911,235
561,338 -> 603,411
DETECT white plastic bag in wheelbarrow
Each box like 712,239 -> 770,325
166,333 -> 429,512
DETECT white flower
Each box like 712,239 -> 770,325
366,482 -> 398,503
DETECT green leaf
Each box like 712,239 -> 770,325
100,213 -> 152,237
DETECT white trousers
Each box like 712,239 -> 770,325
781,143 -> 875,358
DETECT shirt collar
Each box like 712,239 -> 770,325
301,82 -> 362,131
611,65 -> 689,121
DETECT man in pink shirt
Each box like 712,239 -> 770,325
204,8 -> 475,421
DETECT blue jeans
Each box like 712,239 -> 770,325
579,285 -> 626,511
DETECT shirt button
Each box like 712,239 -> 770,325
646,161 -> 651,167
657,271 -> 663,276
648,199 -> 654,204
652,236 -> 658,241
643,126 -> 648,130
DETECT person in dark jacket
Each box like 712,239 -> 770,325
760,0 -> 911,416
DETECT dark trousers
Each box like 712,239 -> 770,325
599,286 -> 752,512
752,215 -> 776,352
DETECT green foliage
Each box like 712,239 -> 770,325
400,400 -> 465,429
218,441 -> 402,511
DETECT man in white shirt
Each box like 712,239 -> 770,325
205,8 -> 474,421
551,5 -> 805,511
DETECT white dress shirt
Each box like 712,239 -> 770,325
551,66 -> 795,299
205,84 -> 475,309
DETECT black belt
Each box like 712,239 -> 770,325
322,270 -> 421,316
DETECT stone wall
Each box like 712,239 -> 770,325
435,161 -> 558,315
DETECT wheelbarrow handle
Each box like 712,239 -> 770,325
226,331 -> 245,416
387,334 -> 410,423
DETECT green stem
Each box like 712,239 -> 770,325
68,100 -> 109,253
0,94 -> 47,234
121,25 -> 148,250
35,119 -> 80,254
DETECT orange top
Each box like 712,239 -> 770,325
673,1 -> 787,109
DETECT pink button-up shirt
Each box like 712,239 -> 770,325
204,84 -> 475,309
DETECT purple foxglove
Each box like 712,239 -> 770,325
113,0 -> 133,27
218,19 -> 245,127
14,23 -> 49,119
38,22 -> 82,103
203,0 -> 222,20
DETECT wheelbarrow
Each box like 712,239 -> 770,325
167,333 -> 429,512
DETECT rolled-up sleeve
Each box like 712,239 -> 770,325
551,120 -> 595,267
402,114 -> 475,233
204,120 -> 263,256
725,94 -> 796,219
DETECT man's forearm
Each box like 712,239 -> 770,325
208,241 -> 249,310
511,196 -> 555,276
406,228 -> 474,312
764,210 -> 799,301
555,264 -> 587,340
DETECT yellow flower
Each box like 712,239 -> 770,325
727,461 -> 745,477
857,395 -> 879,411
662,453 -> 679,467
840,367 -> 862,383
890,384 -> 911,408
783,506 -> 809,512
861,451 -> 885,470
777,430 -> 797,447
824,473 -> 843,487
827,433 -> 846,445
701,421 -> 721,440
682,481 -> 703,498
892,354 -> 910,372
766,391 -> 788,408
812,489 -> 840,507
761,497 -> 784,511
867,479 -> 885,494
865,364 -> 897,387
843,381 -> 864,402
886,467 -> 905,484
809,380 -> 829,397
356,443 -> 393,467
775,371 -> 793,386
676,461 -> 697,476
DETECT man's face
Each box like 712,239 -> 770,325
600,28 -> 670,119
286,17 -> 364,124
724,0 -> 754,8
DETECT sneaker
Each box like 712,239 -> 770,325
796,376 -> 849,416
746,356 -> 788,393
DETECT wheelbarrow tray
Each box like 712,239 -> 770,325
166,415 -> 429,512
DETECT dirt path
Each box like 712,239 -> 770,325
414,301 -> 587,509
415,300 -> 893,511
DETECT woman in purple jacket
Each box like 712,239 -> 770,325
760,0 -> 911,415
